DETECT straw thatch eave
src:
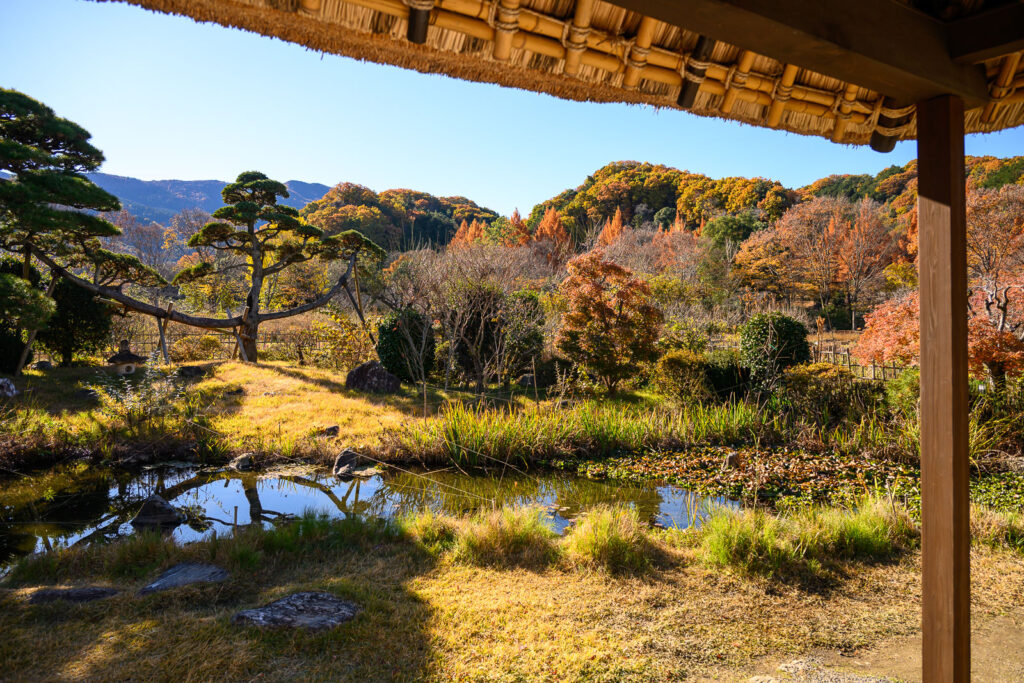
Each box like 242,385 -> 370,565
102,0 -> 1024,148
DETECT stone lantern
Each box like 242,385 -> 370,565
107,340 -> 146,375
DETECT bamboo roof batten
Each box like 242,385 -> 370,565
831,82 -> 859,142
765,63 -> 797,128
622,15 -> 656,88
563,0 -> 595,76
105,0 -> 1024,147
983,52 -> 1023,124
677,35 -> 714,107
492,0 -> 522,61
720,49 -> 754,114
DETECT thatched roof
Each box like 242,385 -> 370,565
106,0 -> 1023,148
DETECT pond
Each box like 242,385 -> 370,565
0,461 -> 737,569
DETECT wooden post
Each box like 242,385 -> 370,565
917,94 -> 970,683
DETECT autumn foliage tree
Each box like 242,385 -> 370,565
531,207 -> 572,266
556,251 -> 663,392
854,291 -> 1024,388
597,207 -> 628,246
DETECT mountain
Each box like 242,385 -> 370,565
82,172 -> 332,224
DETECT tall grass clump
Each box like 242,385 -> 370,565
453,506 -> 557,568
700,497 -> 918,578
400,508 -> 458,555
392,399 -> 782,466
971,505 -> 1024,553
562,505 -> 658,573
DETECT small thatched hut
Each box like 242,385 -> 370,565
89,1 -> 1024,680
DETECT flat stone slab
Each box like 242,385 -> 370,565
232,592 -> 360,630
29,586 -> 120,604
139,563 -> 229,595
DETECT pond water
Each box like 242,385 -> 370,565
0,462 -> 737,569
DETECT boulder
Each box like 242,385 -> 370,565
317,425 -> 340,438
0,378 -> 18,398
232,592 -> 359,630
516,373 -> 536,388
29,586 -> 119,604
228,453 -> 254,471
225,387 -> 244,396
345,361 -> 401,394
177,365 -> 206,378
332,448 -> 364,477
138,563 -> 229,595
33,360 -> 53,371
73,388 -> 99,401
130,494 -> 186,528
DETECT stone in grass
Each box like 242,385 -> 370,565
138,563 -> 229,596
130,494 -> 186,527
345,360 -> 401,394
29,586 -> 120,604
232,592 -> 360,630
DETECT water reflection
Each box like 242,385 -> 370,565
0,463 -> 736,567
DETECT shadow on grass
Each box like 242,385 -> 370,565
1,517 -> 440,681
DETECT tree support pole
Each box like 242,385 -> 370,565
917,94 -> 970,683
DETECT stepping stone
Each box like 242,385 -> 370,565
29,586 -> 120,604
130,494 -> 186,527
139,563 -> 229,595
232,592 -> 360,630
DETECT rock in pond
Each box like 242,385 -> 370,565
138,563 -> 229,595
723,451 -> 743,470
345,360 -> 401,394
332,449 -> 379,478
130,494 -> 186,527
228,453 -> 254,471
30,586 -> 120,604
232,592 -> 359,630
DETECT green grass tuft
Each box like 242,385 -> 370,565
453,506 -> 558,568
562,504 -> 658,573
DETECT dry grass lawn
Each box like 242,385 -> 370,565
3,525 -> 1023,682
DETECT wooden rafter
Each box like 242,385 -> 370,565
610,0 -> 988,105
948,3 -> 1024,64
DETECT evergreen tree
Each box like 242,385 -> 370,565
37,278 -> 113,367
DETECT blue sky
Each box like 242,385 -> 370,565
3,0 -> 1023,216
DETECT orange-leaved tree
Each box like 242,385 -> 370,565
854,290 -> 1024,387
597,207 -> 628,246
531,207 -> 573,266
555,251 -> 663,392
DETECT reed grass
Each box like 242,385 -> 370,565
699,496 -> 919,579
451,506 -> 558,568
388,400 -> 784,466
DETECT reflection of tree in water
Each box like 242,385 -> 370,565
1,463 -> 723,567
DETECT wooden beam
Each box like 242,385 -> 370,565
917,94 -> 970,683
610,0 -> 988,106
677,36 -> 715,108
948,3 -> 1024,64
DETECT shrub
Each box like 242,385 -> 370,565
781,362 -> 879,425
739,312 -> 810,387
655,349 -> 712,404
453,506 -> 557,568
562,505 -> 657,573
885,367 -> 920,418
704,349 -> 750,400
376,308 -> 435,383
37,277 -> 113,366
658,320 -> 709,354
170,335 -> 223,362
